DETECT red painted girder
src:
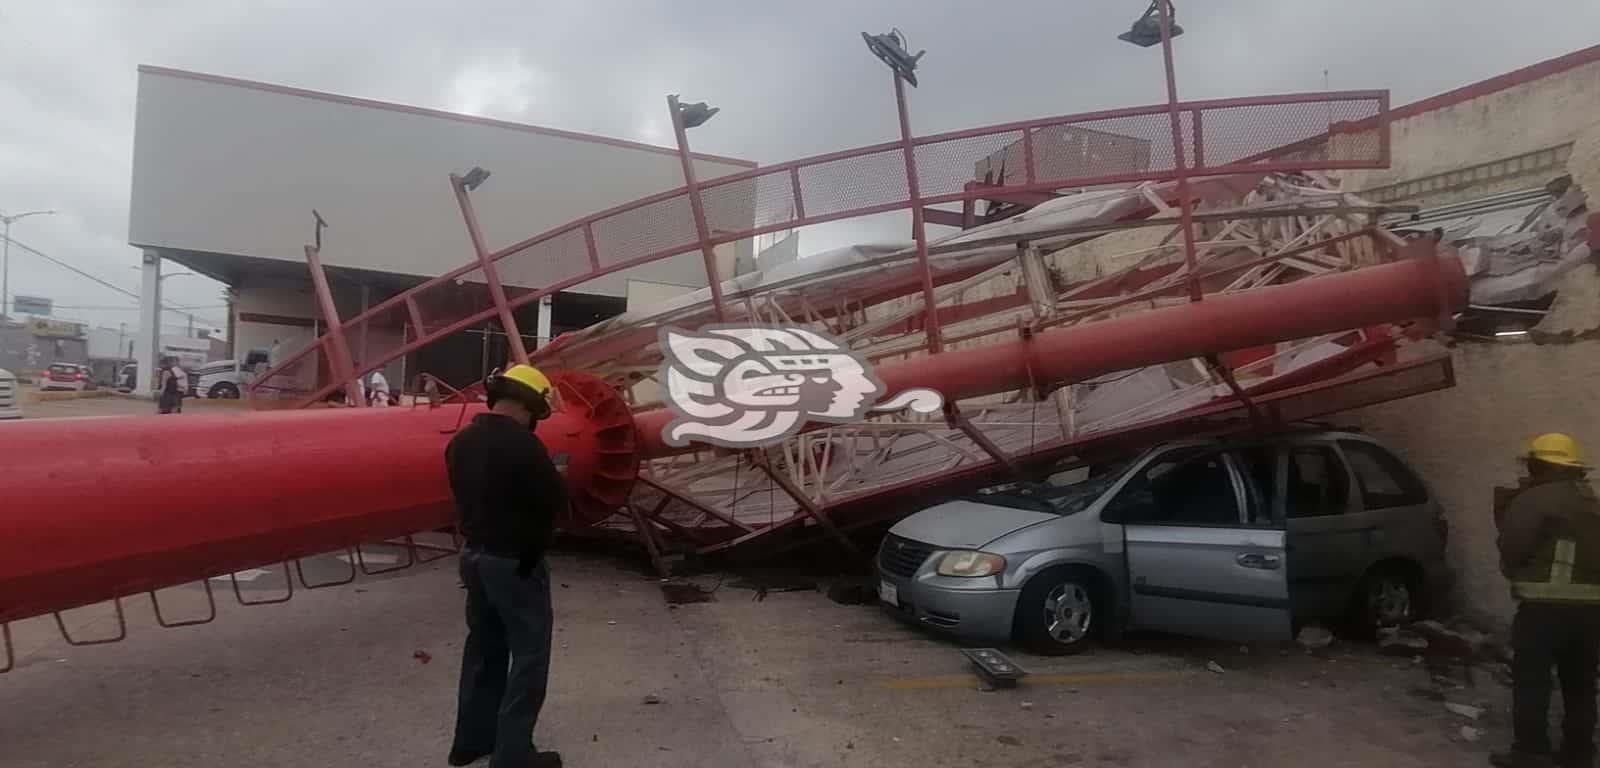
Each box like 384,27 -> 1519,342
634,250 -> 1467,457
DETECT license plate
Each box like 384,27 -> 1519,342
879,580 -> 898,607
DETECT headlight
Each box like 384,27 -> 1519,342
935,550 -> 1006,577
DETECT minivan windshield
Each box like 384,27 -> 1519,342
964,463 -> 1128,516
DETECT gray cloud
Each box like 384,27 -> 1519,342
3,0 -> 1599,332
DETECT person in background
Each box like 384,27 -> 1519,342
368,369 -> 391,408
156,356 -> 183,415
444,364 -> 565,768
1493,434 -> 1600,768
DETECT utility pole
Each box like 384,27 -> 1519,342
0,209 -> 56,318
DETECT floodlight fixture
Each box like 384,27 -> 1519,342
675,100 -> 720,129
862,29 -> 924,87
1118,1 -> 1182,48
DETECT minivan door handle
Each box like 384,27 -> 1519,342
1236,552 -> 1283,570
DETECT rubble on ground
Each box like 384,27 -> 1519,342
1378,626 -> 1430,655
1296,625 -> 1334,651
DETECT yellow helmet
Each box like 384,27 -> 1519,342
500,364 -> 552,398
487,364 -> 554,417
1527,433 -> 1588,469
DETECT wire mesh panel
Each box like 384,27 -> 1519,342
590,191 -> 698,268
495,227 -> 591,303
1196,95 -> 1385,169
700,166 -> 797,238
912,130 -> 1026,198
265,91 -> 1391,411
795,147 -> 909,219
410,267 -> 496,335
248,340 -> 333,404
343,302 -> 414,375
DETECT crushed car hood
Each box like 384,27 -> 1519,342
888,500 -> 1056,550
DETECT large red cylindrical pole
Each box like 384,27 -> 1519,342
634,251 -> 1467,456
0,252 -> 1463,624
0,374 -> 621,624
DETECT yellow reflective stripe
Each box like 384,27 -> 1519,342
1513,581 -> 1600,602
1553,539 -> 1577,584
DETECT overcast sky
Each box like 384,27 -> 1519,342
3,1 -> 1599,335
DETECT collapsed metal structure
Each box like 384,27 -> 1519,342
0,35 -> 1473,668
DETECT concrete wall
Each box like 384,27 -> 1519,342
129,67 -> 753,298
1345,58 -> 1600,206
1336,58 -> 1600,629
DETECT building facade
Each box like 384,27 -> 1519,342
127,66 -> 755,394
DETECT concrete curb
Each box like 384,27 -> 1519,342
29,389 -> 117,403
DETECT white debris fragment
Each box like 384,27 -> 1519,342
1296,625 -> 1334,651
1445,702 -> 1485,721
1206,661 -> 1226,674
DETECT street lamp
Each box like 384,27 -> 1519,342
130,268 -> 202,335
862,29 -> 924,87
863,27 -> 941,352
1,209 -> 56,318
667,93 -> 730,321
1117,0 -> 1201,302
1118,0 -> 1184,47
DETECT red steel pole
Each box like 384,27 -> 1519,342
452,175 -> 530,364
303,243 -> 366,407
634,249 -> 1467,456
669,95 -> 729,322
1157,0 -> 1203,303
0,391 -> 606,624
0,249 -> 1465,624
895,74 -> 944,353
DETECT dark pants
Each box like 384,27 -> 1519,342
452,550 -> 554,768
1513,601 -> 1600,759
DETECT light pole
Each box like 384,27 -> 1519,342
132,267 -> 200,336
862,29 -> 941,352
1,209 -> 56,318
1118,1 -> 1201,301
667,94 -> 728,321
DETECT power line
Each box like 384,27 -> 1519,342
0,233 -> 224,324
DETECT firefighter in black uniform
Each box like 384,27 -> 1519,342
1494,433 -> 1600,768
445,364 -> 565,768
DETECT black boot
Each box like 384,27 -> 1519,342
1491,749 -> 1556,768
529,750 -> 563,768
446,747 -> 490,766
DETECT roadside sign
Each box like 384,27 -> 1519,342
12,296 -> 50,316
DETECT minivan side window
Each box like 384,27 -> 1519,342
1106,450 -> 1242,526
1339,440 -> 1429,509
1285,446 -> 1350,518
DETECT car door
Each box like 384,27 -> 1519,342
1280,440 -> 1365,620
1107,447 -> 1293,644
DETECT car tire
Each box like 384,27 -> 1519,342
1351,563 -> 1422,633
210,382 -> 240,399
1015,568 -> 1102,656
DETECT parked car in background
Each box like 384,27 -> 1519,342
195,359 -> 251,399
116,363 -> 199,397
0,368 -> 19,420
39,363 -> 92,392
877,428 -> 1450,654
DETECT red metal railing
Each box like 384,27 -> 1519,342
250,90 -> 1388,404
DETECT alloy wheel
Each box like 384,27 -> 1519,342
1043,582 -> 1093,643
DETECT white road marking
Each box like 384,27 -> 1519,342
210,568 -> 273,582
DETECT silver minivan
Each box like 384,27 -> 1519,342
877,429 -> 1451,654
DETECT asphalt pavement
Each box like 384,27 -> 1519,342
1,546 -> 1496,767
